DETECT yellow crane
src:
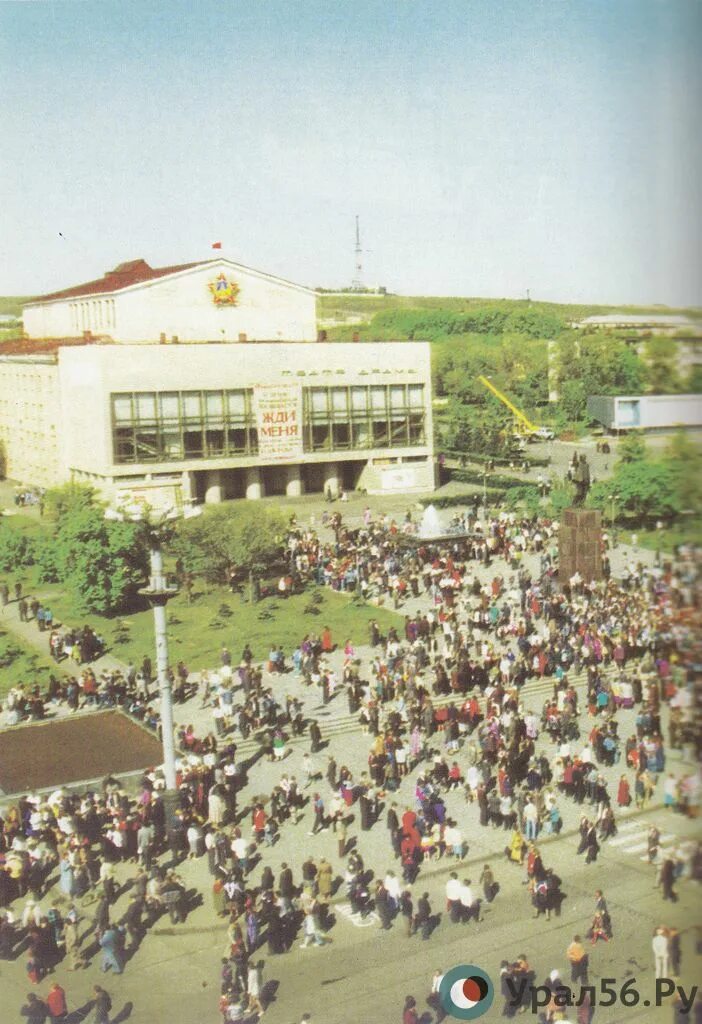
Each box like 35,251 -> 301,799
477,375 -> 553,440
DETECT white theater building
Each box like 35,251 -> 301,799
22,257 -> 318,343
0,257 -> 435,505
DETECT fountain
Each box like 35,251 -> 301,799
389,502 -> 476,548
418,504 -> 444,539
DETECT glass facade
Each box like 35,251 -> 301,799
303,384 -> 425,452
111,384 -> 425,464
112,389 -> 258,463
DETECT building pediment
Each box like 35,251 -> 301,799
25,257 -> 314,309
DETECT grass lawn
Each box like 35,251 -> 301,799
0,625 -> 60,698
1,506 -> 404,675
635,519 -> 702,555
151,586 -> 402,669
6,571 -> 403,675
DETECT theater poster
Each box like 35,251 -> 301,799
253,384 -> 304,461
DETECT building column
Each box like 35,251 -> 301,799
285,464 -> 303,497
324,462 -> 341,499
245,467 -> 263,500
204,470 -> 223,504
181,470 -> 194,505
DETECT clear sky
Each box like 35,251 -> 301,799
1,0 -> 700,306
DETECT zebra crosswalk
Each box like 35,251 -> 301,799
336,902 -> 380,928
605,819 -> 678,861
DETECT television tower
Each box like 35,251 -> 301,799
352,215 -> 363,290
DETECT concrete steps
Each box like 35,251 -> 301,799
232,663 -> 616,758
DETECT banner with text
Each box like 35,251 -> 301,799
253,384 -> 304,461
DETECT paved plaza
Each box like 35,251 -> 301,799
0,482 -> 699,1024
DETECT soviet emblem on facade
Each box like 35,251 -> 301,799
208,273 -> 240,305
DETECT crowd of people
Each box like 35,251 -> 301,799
1,503 -> 700,1022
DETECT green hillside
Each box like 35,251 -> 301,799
316,291 -> 701,325
0,297 -> 30,318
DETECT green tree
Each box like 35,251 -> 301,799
443,398 -> 511,456
37,485 -> 149,613
496,335 -> 549,408
433,336 -> 500,400
588,460 -> 680,523
548,481 -> 575,517
554,333 -> 646,417
664,429 -> 702,513
558,379 -> 588,421
43,481 -> 96,521
616,432 -> 648,466
505,485 -> 541,517
0,524 -> 37,572
643,337 -> 683,393
686,365 -> 702,393
171,504 -> 287,584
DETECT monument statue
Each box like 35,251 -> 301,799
561,452 -> 601,581
572,452 -> 591,507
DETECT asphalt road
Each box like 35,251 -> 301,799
3,805 -> 699,1024
254,806 -> 702,1024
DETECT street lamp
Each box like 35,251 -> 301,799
607,493 -> 618,548
105,500 -> 201,815
608,493 -> 618,528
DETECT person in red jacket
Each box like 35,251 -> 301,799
403,995 -> 419,1024
45,983 -> 67,1022
252,804 -> 267,843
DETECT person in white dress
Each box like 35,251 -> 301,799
652,927 -> 670,978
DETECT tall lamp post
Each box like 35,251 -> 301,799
608,493 -> 618,547
105,501 -> 201,819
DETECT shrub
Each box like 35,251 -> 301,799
0,528 -> 37,572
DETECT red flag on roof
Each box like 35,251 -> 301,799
211,241 -> 222,249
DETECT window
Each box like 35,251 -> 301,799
408,384 -> 424,408
409,413 -> 425,444
205,428 -> 226,455
113,395 -> 133,422
159,393 -> 179,420
205,392 -> 224,421
114,428 -> 135,462
227,427 -> 248,453
227,390 -> 246,419
111,389 -> 257,464
352,421 -> 370,447
311,389 -> 328,416
372,419 -> 388,446
161,429 -> 183,459
183,426 -> 204,458
311,423 -> 331,450
136,393 -> 156,422
135,428 -> 159,460
183,392 -> 202,421
351,387 -> 368,413
331,387 -> 348,417
371,386 -> 386,412
332,422 -> 351,448
110,383 -> 426,466
298,385 -> 425,456
390,385 -> 406,410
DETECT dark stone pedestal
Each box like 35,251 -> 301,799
559,507 -> 602,582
